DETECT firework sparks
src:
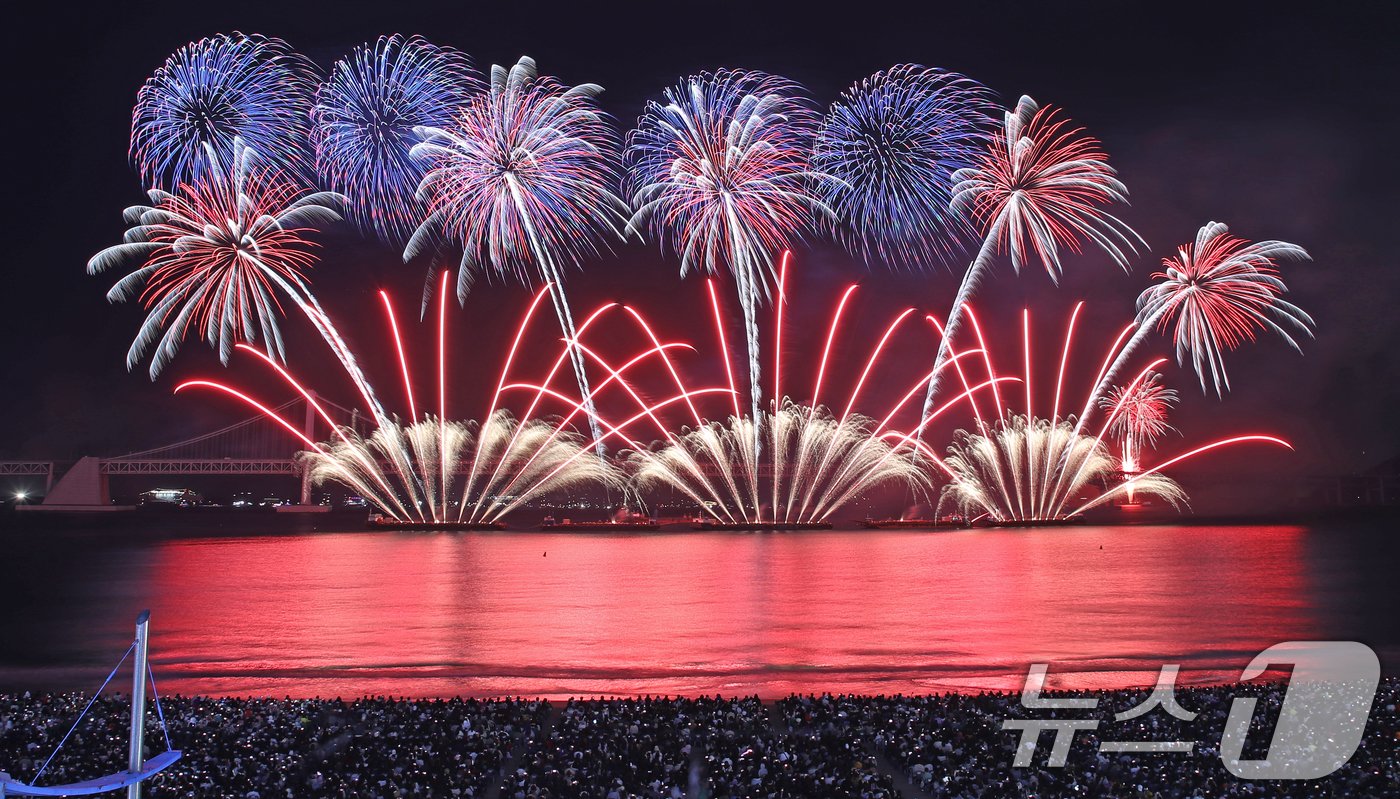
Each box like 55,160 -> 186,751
408,55 -> 627,446
920,96 -> 1143,424
932,303 -> 1293,523
814,64 -> 995,269
620,266 -> 1004,524
88,139 -> 344,377
626,70 -> 829,427
172,281 -> 735,524
1136,221 -> 1314,395
1100,371 -> 1177,473
131,33 -> 318,190
1061,221 -> 1314,465
630,402 -> 930,524
302,413 -> 618,524
313,35 -> 482,246
940,414 -> 1187,522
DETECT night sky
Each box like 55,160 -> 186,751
3,0 -> 1397,498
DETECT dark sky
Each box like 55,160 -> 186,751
3,0 -> 1398,485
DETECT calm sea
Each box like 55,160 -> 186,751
2,519 -> 1395,698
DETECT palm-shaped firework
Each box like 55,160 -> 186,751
312,35 -> 482,247
626,70 -> 827,426
1135,221 -> 1314,395
813,64 -> 996,269
88,139 -> 344,378
921,95 -> 1143,421
1067,221 -> 1313,447
407,56 -> 627,445
1099,371 -> 1177,473
131,33 -> 318,190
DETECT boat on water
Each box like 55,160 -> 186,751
859,516 -> 970,529
539,519 -> 661,531
992,517 -> 1082,528
691,521 -> 834,531
366,514 -> 507,531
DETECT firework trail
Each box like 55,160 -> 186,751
312,35 -> 482,246
408,56 -> 627,448
814,64 -> 996,269
173,281 -> 738,523
929,303 -> 1293,522
88,139 -> 344,377
131,33 -> 318,190
919,96 -> 1143,428
626,70 -> 829,431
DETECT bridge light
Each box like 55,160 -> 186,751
14,491 -> 27,501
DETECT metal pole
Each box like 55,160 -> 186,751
127,610 -> 150,799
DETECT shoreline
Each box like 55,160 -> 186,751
1,676 -> 1310,703
0,662 -> 1354,702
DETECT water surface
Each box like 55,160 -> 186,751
2,521 -> 1395,697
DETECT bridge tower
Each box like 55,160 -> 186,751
295,391 -> 318,509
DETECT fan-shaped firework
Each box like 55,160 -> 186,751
626,70 -> 828,426
131,33 -> 318,189
312,35 -> 482,246
1100,371 -> 1176,470
940,414 -> 1186,522
619,267 -> 1004,525
88,139 -> 344,378
814,65 -> 995,269
630,402 -> 930,524
303,412 -> 619,524
408,55 -> 626,445
927,303 -> 1293,523
1136,221 -> 1313,395
921,95 -> 1144,422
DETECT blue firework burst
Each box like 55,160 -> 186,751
814,65 -> 996,270
313,35 -> 482,246
131,32 -> 318,190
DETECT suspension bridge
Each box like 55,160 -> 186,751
4,395 -> 364,511
2,396 -> 807,513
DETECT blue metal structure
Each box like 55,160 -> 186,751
0,613 -> 181,797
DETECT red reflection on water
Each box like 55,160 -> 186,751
141,526 -> 1317,698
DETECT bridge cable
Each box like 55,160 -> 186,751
110,398 -> 302,459
146,663 -> 174,753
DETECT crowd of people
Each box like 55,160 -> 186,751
0,680 -> 1395,798
835,681 -> 1399,798
0,694 -> 544,797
